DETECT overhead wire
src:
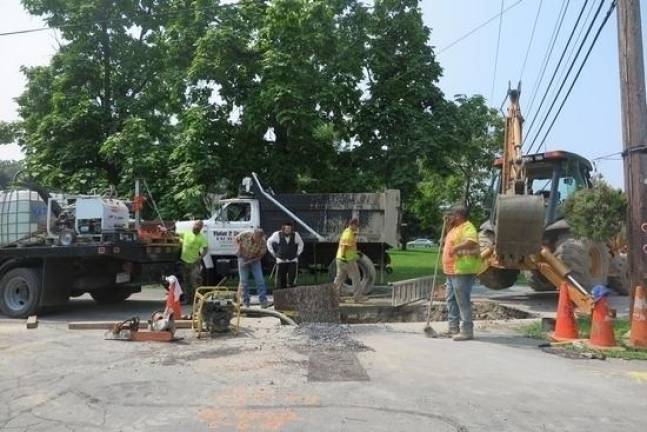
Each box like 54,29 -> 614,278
525,0 -> 570,117
519,0 -> 543,83
490,0 -> 506,101
437,0 -> 524,54
524,0 -> 590,144
555,0 -> 597,88
0,2 -> 243,37
527,0 -> 617,154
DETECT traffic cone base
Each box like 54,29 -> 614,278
551,283 -> 579,341
628,286 -> 647,349
586,297 -> 617,348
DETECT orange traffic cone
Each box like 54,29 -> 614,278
587,297 -> 617,348
628,285 -> 647,348
551,283 -> 578,341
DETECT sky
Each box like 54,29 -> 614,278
1,0 -> 645,189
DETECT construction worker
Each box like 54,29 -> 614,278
178,220 -> 208,304
235,228 -> 269,308
442,205 -> 481,341
267,222 -> 304,289
333,218 -> 365,303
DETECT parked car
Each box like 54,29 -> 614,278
407,238 -> 435,248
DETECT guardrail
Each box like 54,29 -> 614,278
389,275 -> 436,306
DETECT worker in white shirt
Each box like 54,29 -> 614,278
266,222 -> 304,289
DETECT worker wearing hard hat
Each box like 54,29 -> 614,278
442,205 -> 480,341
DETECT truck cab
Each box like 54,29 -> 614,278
205,199 -> 259,255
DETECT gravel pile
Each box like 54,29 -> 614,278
293,323 -> 371,352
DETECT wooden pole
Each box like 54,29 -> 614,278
617,0 -> 647,314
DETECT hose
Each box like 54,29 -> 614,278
239,307 -> 297,326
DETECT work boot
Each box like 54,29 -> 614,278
448,327 -> 460,336
453,330 -> 474,341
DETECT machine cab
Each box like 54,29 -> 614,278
487,151 -> 593,226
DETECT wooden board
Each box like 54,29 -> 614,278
69,320 -> 192,330
26,315 -> 38,329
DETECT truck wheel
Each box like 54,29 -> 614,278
477,229 -> 519,290
0,268 -> 42,318
90,287 -> 133,304
607,254 -> 629,295
328,254 -> 377,295
527,236 -> 610,292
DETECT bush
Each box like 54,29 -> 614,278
563,180 -> 627,241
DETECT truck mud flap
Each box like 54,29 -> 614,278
40,258 -> 72,306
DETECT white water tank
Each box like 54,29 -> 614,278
0,190 -> 48,246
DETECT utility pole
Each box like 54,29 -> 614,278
617,0 -> 647,312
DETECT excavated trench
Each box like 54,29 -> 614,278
273,284 -> 533,325
339,300 -> 531,324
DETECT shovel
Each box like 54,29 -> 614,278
423,217 -> 448,338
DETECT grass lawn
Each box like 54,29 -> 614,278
385,247 -> 440,282
520,318 -> 647,360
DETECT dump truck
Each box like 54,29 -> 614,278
477,85 -> 618,313
176,173 -> 401,292
0,184 -> 179,318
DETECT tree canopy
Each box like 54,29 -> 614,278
5,0 -> 503,234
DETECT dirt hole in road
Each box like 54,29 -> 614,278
339,300 -> 531,324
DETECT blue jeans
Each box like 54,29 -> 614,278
446,275 -> 476,333
238,258 -> 267,305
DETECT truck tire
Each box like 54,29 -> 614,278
477,230 -> 519,290
527,236 -> 610,292
328,254 -> 377,296
90,287 -> 133,304
0,268 -> 42,318
607,254 -> 629,295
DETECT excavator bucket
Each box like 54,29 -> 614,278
494,194 -> 545,264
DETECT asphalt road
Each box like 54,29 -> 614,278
1,286 -> 645,431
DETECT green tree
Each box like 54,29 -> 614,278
0,161 -> 22,189
410,95 -> 503,237
564,179 -> 627,241
15,0 -> 181,216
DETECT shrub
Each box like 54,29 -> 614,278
563,180 -> 627,241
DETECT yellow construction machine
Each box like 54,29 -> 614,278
477,85 -> 602,314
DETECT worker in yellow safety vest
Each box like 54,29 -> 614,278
333,218 -> 366,303
442,205 -> 481,341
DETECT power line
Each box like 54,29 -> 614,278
526,0 -> 570,118
525,0 -> 606,154
529,0 -> 617,154
0,3 -> 242,38
490,0 -> 505,101
437,0 -> 524,54
519,0 -> 543,82
524,0 -> 590,143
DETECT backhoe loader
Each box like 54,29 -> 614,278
476,84 -> 616,314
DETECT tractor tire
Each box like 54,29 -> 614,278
328,254 -> 376,296
0,267 -> 42,318
527,237 -> 609,293
90,287 -> 133,304
477,229 -> 519,290
607,254 -> 629,295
